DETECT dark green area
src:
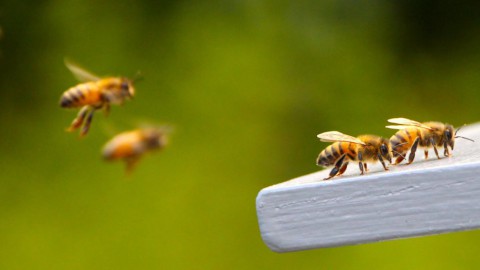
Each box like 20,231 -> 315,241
1,1 -> 480,269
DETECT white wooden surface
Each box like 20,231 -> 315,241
256,123 -> 480,252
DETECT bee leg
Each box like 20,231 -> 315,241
424,150 -> 429,160
430,138 -> 440,159
100,93 -> 112,116
125,156 -> 141,175
394,155 -> 405,165
80,109 -> 95,137
337,162 -> 349,176
407,137 -> 420,164
103,103 -> 110,117
377,154 -> 388,171
67,106 -> 89,132
358,162 -> 365,175
358,152 -> 365,175
443,141 -> 451,157
323,154 -> 347,180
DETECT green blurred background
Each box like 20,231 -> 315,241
1,1 -> 480,269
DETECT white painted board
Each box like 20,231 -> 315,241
256,123 -> 480,252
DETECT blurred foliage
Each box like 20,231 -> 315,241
0,0 -> 480,269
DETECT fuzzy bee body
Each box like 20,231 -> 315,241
317,142 -> 357,167
60,78 -> 133,109
60,61 -> 135,136
316,132 -> 392,180
102,128 -> 168,173
389,126 -> 422,162
60,81 -> 102,108
387,118 -> 457,165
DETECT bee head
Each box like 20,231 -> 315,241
444,124 -> 455,150
144,128 -> 169,149
380,138 -> 392,164
121,79 -> 135,98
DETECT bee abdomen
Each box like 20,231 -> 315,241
390,130 -> 407,143
316,152 -> 330,166
389,131 -> 413,157
60,84 -> 90,108
317,143 -> 344,166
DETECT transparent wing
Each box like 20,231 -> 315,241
64,59 -> 100,82
387,117 -> 433,130
317,131 -> 366,145
385,125 -> 421,130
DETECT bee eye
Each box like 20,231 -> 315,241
121,81 -> 129,90
380,144 -> 388,155
445,130 -> 452,140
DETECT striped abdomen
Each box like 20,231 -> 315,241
60,81 -> 102,108
389,127 -> 421,157
317,142 -> 357,166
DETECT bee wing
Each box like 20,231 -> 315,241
64,59 -> 100,82
387,117 -> 433,130
386,125 -> 418,130
317,131 -> 366,145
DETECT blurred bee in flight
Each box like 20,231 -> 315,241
102,127 -> 170,174
386,117 -> 474,165
59,60 -> 137,136
317,131 -> 392,180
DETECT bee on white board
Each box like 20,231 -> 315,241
317,131 -> 392,180
386,117 -> 474,165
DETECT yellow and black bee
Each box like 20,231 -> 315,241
102,127 -> 169,173
386,117 -> 474,165
59,60 -> 136,136
317,131 -> 392,180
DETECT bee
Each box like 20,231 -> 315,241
316,131 -> 392,180
386,117 -> 474,165
59,60 -> 136,136
102,127 -> 169,173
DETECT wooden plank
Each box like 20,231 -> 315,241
256,122 -> 480,252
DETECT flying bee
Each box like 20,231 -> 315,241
386,117 -> 474,165
316,131 -> 392,180
102,127 -> 169,174
59,60 -> 137,136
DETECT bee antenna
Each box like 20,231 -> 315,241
391,150 -> 406,159
393,142 -> 409,147
455,124 -> 467,136
158,124 -> 175,135
132,71 -> 143,84
455,136 -> 475,142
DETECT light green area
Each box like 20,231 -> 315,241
1,1 -> 480,269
